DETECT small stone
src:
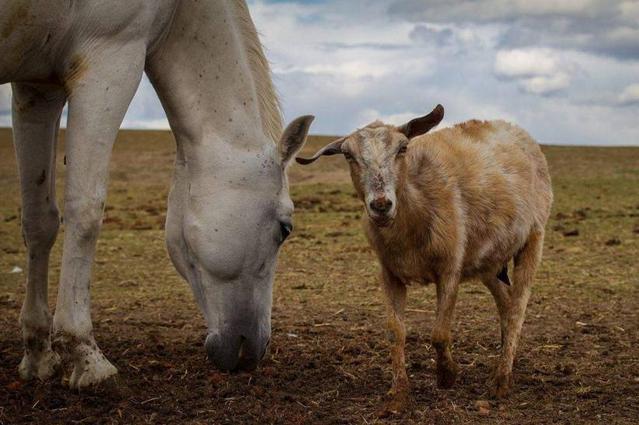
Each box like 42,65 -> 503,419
475,399 -> 491,413
605,237 -> 621,246
3,214 -> 17,222
562,364 -> 575,375
573,209 -> 589,220
261,366 -> 275,377
6,381 -> 22,391
207,371 -> 226,386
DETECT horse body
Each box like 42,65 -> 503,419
0,1 -> 177,82
1,0 -> 309,388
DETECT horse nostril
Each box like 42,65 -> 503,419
369,197 -> 392,214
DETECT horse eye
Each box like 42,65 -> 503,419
280,221 -> 293,242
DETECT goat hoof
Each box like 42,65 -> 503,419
490,372 -> 512,399
378,392 -> 409,417
436,361 -> 459,389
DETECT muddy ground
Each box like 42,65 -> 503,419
0,128 -> 638,424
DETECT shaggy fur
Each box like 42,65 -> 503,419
299,110 -> 553,407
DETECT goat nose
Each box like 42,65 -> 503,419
369,197 -> 393,214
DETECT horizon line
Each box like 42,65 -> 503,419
0,127 -> 635,148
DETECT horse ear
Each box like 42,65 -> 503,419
280,115 -> 315,168
295,137 -> 345,165
398,104 -> 444,139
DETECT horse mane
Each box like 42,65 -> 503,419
232,1 -> 283,144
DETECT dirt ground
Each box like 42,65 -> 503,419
0,128 -> 638,424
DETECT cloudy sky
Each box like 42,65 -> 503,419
1,0 -> 638,145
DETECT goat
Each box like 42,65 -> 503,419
297,105 -> 553,407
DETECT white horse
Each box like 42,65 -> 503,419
0,0 -> 313,388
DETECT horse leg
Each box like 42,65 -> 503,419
491,231 -> 544,398
12,83 -> 66,380
51,44 -> 145,389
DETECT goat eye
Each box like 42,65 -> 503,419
343,152 -> 354,161
279,221 -> 293,243
397,145 -> 408,155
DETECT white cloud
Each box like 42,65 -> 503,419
618,84 -> 639,105
521,74 -> 571,95
357,109 -> 417,127
409,23 -> 502,53
619,1 -> 639,22
280,61 -> 394,80
1,1 -> 637,147
605,26 -> 639,46
356,108 -> 464,131
0,84 -> 11,121
121,117 -> 170,129
494,49 -> 560,77
494,48 -> 576,94
390,0 -> 614,22
0,84 -> 10,101
390,0 -> 639,60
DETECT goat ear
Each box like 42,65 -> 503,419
398,104 -> 444,139
295,137 -> 345,165
280,115 -> 315,168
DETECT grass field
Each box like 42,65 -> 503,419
1,128 -> 638,424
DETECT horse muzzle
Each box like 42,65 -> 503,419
205,331 -> 270,371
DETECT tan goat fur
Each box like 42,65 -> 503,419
364,119 -> 552,287
298,109 -> 553,408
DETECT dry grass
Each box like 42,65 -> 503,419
0,128 -> 638,424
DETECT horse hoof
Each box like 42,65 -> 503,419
19,348 -> 61,381
68,343 -> 118,389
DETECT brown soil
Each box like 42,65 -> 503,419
1,129 -> 638,424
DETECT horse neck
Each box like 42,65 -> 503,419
149,0 -> 282,165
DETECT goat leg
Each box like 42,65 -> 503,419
432,272 -> 461,389
492,231 -> 542,398
381,268 -> 409,411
